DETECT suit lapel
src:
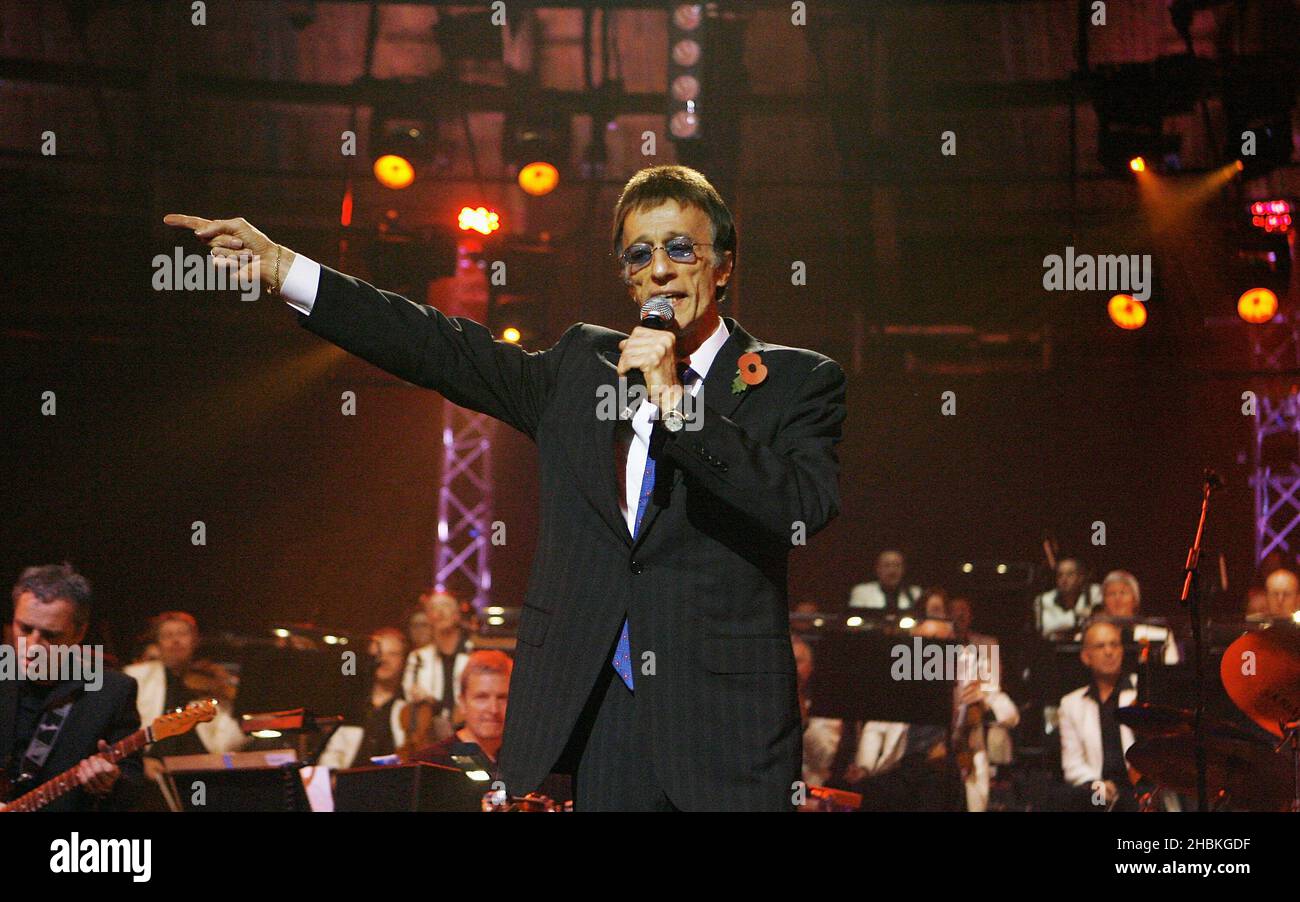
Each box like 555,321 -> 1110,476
698,318 -> 766,424
571,344 -> 635,547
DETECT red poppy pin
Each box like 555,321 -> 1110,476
732,351 -> 768,394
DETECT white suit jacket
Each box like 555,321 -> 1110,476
123,660 -> 247,754
1058,674 -> 1137,786
848,582 -> 923,611
1034,585 -> 1102,636
402,644 -> 470,711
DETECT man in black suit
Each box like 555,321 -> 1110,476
1,564 -> 143,812
165,164 -> 846,811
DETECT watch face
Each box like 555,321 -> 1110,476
664,412 -> 684,432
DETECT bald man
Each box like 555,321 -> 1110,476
1265,568 -> 1299,619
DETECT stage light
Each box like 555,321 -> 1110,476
370,123 -> 436,189
1108,294 -> 1147,330
373,154 -> 415,190
898,617 -> 916,629
845,616 -> 863,628
501,327 -> 521,343
668,4 -> 706,146
1238,288 -> 1279,324
670,108 -> 700,140
1089,58 -> 1195,175
1129,156 -> 1146,173
518,161 -> 559,197
502,95 -> 570,180
1250,200 -> 1294,234
458,206 -> 500,235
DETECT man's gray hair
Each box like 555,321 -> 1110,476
459,649 -> 513,696
1102,569 -> 1141,607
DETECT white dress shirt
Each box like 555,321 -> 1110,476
616,317 -> 729,533
279,252 -> 731,538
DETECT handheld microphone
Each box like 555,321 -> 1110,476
639,296 -> 675,330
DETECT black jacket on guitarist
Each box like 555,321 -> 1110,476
1,670 -> 144,812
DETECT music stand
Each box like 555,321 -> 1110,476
807,629 -> 957,726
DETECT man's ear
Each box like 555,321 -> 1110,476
716,250 -> 734,285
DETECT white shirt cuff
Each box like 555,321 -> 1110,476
281,252 -> 321,315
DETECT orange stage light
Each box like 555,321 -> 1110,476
502,327 -> 521,343
1129,157 -> 1146,173
458,206 -> 501,235
518,162 -> 559,197
373,154 -> 415,190
1108,294 -> 1147,330
1238,287 -> 1279,324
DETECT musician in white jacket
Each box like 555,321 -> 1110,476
848,549 -> 922,613
123,612 -> 245,756
1058,618 -> 1137,810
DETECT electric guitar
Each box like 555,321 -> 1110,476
0,698 -> 216,812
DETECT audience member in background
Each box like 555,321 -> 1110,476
406,604 -> 432,655
918,588 -> 951,630
124,612 -> 244,761
1265,568 -> 1300,620
1,564 -> 143,812
403,591 -> 473,719
1058,618 -> 1143,811
318,627 -> 412,770
795,634 -> 847,792
358,628 -> 410,762
401,591 -> 473,754
1034,557 -> 1101,638
410,650 -> 512,775
1096,570 -> 1180,664
848,549 -> 922,614
948,597 -> 1019,811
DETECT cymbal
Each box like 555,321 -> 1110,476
1221,626 -> 1300,738
1117,703 -> 1197,737
1127,731 -> 1290,811
1117,703 -> 1256,740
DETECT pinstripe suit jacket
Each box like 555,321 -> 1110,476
300,265 -> 846,810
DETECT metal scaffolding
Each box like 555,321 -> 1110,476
1249,310 -> 1300,567
433,400 -> 496,611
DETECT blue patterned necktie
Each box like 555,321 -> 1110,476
611,365 -> 699,690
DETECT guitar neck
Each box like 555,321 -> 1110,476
2,725 -> 151,813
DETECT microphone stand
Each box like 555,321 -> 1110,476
1179,470 -> 1221,812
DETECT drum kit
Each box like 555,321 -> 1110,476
1118,625 -> 1300,812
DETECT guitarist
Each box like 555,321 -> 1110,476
1,564 -> 143,811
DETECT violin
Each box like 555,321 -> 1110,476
181,660 -> 237,706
